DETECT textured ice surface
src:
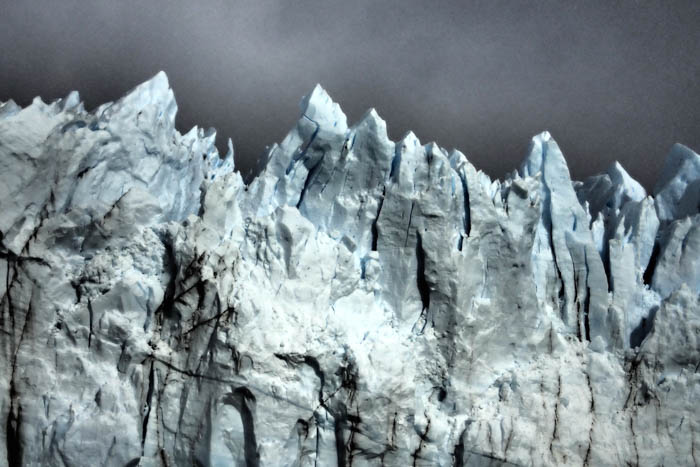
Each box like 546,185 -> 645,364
1,72 -> 699,466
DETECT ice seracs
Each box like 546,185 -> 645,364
1,72 -> 699,466
654,142 -> 700,222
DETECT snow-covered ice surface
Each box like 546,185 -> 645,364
1,72 -> 699,466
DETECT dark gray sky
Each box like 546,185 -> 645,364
1,0 -> 698,189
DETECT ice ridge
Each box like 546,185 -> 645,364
1,72 -> 699,466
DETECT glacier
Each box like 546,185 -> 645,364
0,71 -> 698,466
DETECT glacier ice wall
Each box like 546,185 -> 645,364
1,72 -> 699,466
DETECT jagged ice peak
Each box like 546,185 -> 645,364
0,71 -> 699,466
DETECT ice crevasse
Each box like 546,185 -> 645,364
0,72 -> 699,466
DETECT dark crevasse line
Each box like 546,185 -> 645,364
458,170 -> 471,239
629,306 -> 658,349
296,151 -> 326,209
582,249 -> 591,342
549,374 -> 561,456
583,370 -> 595,466
630,237 -> 662,347
2,257 -> 14,337
87,298 -> 94,348
455,168 -> 470,251
389,143 -> 402,182
141,360 -> 155,452
69,277 -> 84,305
345,410 -> 361,466
6,295 -> 32,467
416,233 -> 430,312
629,416 -> 639,467
643,241 -> 661,286
535,152 -> 568,322
574,269 -> 582,341
453,428 -> 466,467
601,227 -> 613,293
334,404 -> 348,467
404,202 -> 415,248
303,355 -> 326,405
411,417 -> 431,467
154,237 -> 178,326
235,388 -> 260,467
1,254 -> 32,333
545,218 -> 567,322
371,186 -> 386,252
583,286 -> 591,342
6,385 -> 22,467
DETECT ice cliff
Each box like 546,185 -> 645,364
1,72 -> 699,466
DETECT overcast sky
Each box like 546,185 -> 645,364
1,0 -> 698,189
